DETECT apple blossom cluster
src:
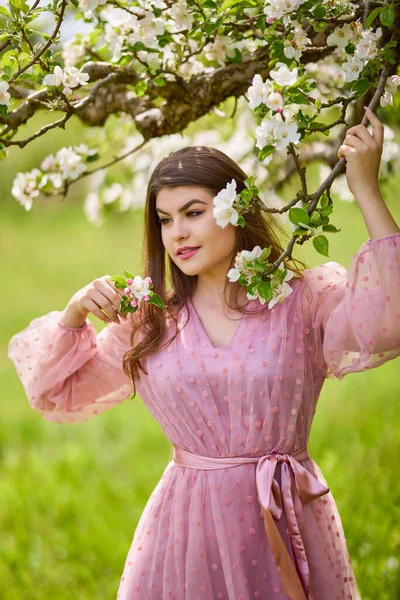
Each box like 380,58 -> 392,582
247,63 -> 302,157
110,272 -> 166,314
43,65 -> 89,95
327,24 -> 383,82
11,144 -> 98,210
227,246 -> 295,309
381,75 -> 400,107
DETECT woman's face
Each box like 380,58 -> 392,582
155,185 -> 237,278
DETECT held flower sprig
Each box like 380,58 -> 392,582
227,246 -> 294,309
110,271 -> 167,314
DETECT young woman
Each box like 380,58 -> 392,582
9,108 -> 400,600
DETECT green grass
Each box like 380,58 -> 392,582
1,150 -> 400,599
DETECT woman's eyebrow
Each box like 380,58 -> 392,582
155,199 -> 207,216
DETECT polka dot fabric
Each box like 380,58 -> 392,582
8,233 -> 400,599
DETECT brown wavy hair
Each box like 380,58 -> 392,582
122,146 -> 309,395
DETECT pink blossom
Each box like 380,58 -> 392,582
126,278 -> 133,285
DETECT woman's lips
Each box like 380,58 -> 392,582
177,247 -> 201,260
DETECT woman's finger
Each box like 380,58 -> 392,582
337,144 -> 356,160
364,106 -> 384,147
90,289 -> 121,323
343,134 -> 365,151
83,298 -> 112,323
344,123 -> 376,148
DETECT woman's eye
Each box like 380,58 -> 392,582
160,211 -> 203,225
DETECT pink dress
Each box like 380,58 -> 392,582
8,233 -> 400,600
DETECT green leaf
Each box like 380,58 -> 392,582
123,270 -> 134,279
257,279 -> 272,301
365,6 -> 382,29
227,47 -> 242,63
319,204 -> 333,217
313,21 -> 327,32
0,104 -> 8,118
134,80 -> 147,97
288,207 -> 309,226
322,224 -> 341,233
203,0 -> 217,8
380,4 -> 395,27
320,193 -> 329,208
0,6 -> 9,16
309,212 -> 321,227
260,247 -> 271,261
70,0 -> 79,6
148,292 -> 167,309
84,152 -> 100,163
352,78 -> 371,99
258,144 -> 275,161
313,5 -> 326,19
312,235 -> 329,257
153,76 -> 166,86
109,275 -> 127,289
344,42 -> 355,55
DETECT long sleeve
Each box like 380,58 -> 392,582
302,232 -> 400,381
8,311 -> 139,423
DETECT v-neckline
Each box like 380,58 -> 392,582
188,298 -> 254,350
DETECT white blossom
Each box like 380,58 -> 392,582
214,205 -> 239,228
380,74 -> 400,107
247,74 -> 269,109
170,1 -> 193,31
213,178 -> 237,208
61,36 -> 89,68
56,147 -> 87,180
265,91 -> 284,112
264,0 -> 303,21
204,36 -> 237,66
255,117 -> 276,150
84,191 -> 103,227
227,267 -> 241,282
270,62 -> 298,87
0,80 -> 10,106
129,275 -> 151,300
283,27 -> 311,61
274,119 -> 301,148
266,279 -> 294,308
342,55 -> 364,82
327,23 -> 358,49
43,66 -> 64,87
79,0 -> 107,18
11,169 -> 41,210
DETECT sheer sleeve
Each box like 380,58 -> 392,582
302,232 -> 400,381
8,311 -> 140,423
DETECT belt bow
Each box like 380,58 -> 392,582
171,444 -> 330,600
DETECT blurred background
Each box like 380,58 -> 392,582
1,99 -> 400,599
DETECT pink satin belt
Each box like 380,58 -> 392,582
171,444 -> 330,600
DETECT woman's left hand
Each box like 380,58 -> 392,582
337,106 -> 384,199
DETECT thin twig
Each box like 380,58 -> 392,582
8,0 -> 67,85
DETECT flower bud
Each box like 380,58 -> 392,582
145,277 -> 152,284
124,287 -> 131,294
266,16 -> 275,24
130,299 -> 138,307
126,278 -> 133,285
143,295 -> 150,301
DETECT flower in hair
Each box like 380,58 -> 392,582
110,271 -> 167,314
212,176 -> 260,228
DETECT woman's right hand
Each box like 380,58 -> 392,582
61,275 -> 128,328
